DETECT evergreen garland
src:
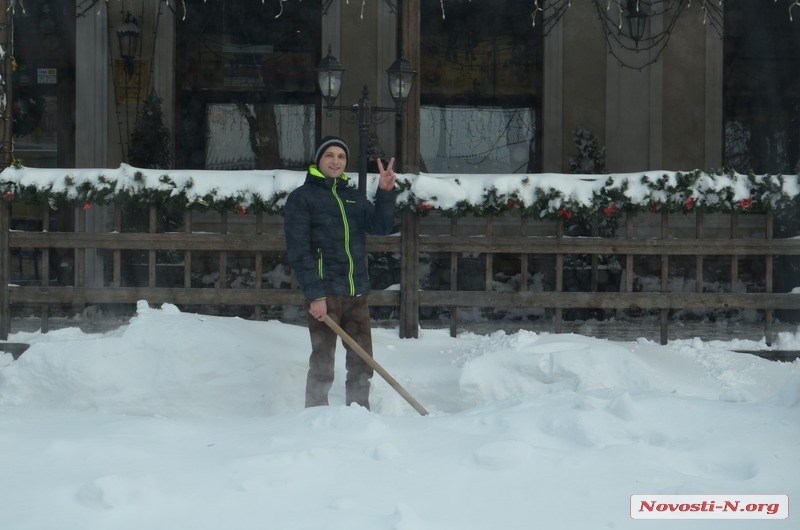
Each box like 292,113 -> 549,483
2,165 -> 800,222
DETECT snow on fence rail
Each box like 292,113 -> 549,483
2,163 -> 800,219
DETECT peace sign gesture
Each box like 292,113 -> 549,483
377,157 -> 397,191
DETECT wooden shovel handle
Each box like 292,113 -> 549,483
324,316 -> 429,416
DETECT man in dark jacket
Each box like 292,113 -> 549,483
284,136 -> 397,409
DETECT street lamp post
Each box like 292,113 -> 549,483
315,47 -> 415,195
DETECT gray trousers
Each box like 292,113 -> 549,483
304,294 -> 374,409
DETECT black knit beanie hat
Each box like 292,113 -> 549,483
315,136 -> 350,166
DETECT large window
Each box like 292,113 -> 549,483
11,0 -> 75,168
420,0 -> 542,174
175,0 -> 320,170
724,1 -> 800,174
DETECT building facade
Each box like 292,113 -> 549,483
2,1 -> 799,176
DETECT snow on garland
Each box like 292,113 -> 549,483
1,162 -> 799,220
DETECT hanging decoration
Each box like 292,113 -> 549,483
528,0 -> 724,69
71,1 -> 796,70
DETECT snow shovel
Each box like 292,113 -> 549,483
324,316 -> 429,416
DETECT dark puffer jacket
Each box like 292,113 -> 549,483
284,166 -> 397,301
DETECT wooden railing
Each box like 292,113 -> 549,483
2,200 -> 800,345
414,212 -> 800,344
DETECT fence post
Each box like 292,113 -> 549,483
399,211 -> 419,338
0,199 -> 9,339
659,210 -> 670,345
764,210 -> 774,346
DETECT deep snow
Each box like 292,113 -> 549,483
1,301 -> 798,529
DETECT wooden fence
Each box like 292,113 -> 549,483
2,200 -> 800,345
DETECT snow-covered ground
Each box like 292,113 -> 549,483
1,301 -> 798,529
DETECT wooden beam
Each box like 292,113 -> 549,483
417,291 -> 800,310
399,212 -> 420,338
9,286 -> 401,308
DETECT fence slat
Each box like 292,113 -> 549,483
183,211 -> 193,288
11,231 -> 800,256
765,211 -> 774,345
554,218 -> 564,333
449,217 -> 458,337
40,207 -> 51,333
660,211 -> 669,343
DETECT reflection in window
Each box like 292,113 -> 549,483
420,106 -> 535,174
12,0 -> 73,168
176,0 -> 319,170
723,0 -> 800,173
724,121 -> 751,173
205,103 -> 315,170
420,0 -> 542,174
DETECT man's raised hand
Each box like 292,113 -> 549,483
377,157 -> 397,191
